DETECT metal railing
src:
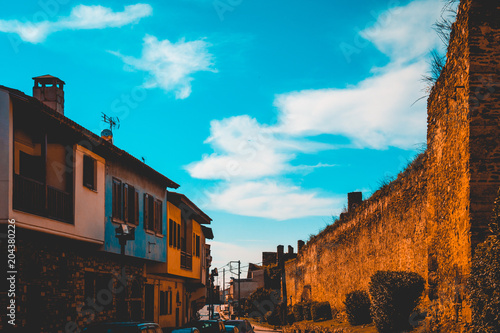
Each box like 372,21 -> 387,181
14,174 -> 73,223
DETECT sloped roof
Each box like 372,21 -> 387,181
168,191 -> 212,224
0,84 -> 179,189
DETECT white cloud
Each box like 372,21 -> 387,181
186,0 -> 447,220
274,61 -> 428,149
207,181 -> 342,221
208,241 -> 262,268
111,35 -> 216,99
361,0 -> 443,61
185,115 -> 332,180
0,4 -> 152,43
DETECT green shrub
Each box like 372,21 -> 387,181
311,301 -> 332,322
292,303 -> 304,321
369,271 -> 425,333
344,290 -> 372,325
467,189 -> 500,333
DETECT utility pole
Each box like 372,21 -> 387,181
238,260 -> 241,318
277,245 -> 287,325
223,268 -> 225,306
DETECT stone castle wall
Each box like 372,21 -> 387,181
285,0 -> 500,330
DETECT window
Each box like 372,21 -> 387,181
20,151 -> 43,182
160,291 -> 167,315
144,194 -> 162,234
169,289 -> 172,314
196,235 -> 201,257
169,220 -> 174,246
124,185 -> 139,225
168,220 -> 182,248
112,178 -> 122,220
113,178 -> 140,225
84,272 -> 113,310
83,155 -> 96,190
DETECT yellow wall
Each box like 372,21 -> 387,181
147,276 -> 186,329
166,201 -> 204,280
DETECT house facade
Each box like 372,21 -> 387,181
0,76 -> 213,332
147,192 -> 214,329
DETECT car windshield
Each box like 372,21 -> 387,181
194,321 -> 221,333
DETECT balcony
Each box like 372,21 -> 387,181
14,174 -> 73,223
181,251 -> 192,270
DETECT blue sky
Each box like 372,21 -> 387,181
0,0 -> 452,281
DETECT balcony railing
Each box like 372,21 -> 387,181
181,251 -> 192,270
14,174 -> 73,223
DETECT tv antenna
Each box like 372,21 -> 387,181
102,112 -> 120,131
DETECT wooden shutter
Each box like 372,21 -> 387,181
143,193 -> 149,229
169,220 -> 174,246
127,185 -> 135,224
134,190 -> 139,225
123,184 -> 129,222
112,178 -> 122,220
155,200 -> 162,234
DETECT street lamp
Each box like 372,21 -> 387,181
209,268 -> 218,319
115,224 -> 135,320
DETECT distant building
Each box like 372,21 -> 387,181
262,245 -> 297,266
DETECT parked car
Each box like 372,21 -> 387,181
190,320 -> 226,333
223,325 -> 240,333
82,321 -> 162,332
224,320 -> 254,333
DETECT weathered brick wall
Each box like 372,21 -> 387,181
0,228 -> 145,333
286,155 -> 428,310
286,0 -> 500,331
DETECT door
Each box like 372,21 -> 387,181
175,307 -> 180,327
145,284 -> 155,322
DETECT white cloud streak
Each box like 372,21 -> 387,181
207,181 -> 342,221
111,35 -> 216,99
0,4 -> 153,43
187,0 -> 446,220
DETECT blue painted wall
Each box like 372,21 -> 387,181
103,165 -> 167,262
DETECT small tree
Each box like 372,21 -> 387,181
344,290 -> 372,325
467,189 -> 500,333
369,271 -> 425,333
243,288 -> 280,319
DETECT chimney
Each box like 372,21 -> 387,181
33,75 -> 65,115
297,240 -> 305,253
348,191 -> 363,213
288,245 -> 294,254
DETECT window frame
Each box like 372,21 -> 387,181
83,154 -> 97,191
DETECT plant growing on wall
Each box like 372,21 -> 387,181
467,189 -> 500,333
369,271 -> 425,333
344,290 -> 372,326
